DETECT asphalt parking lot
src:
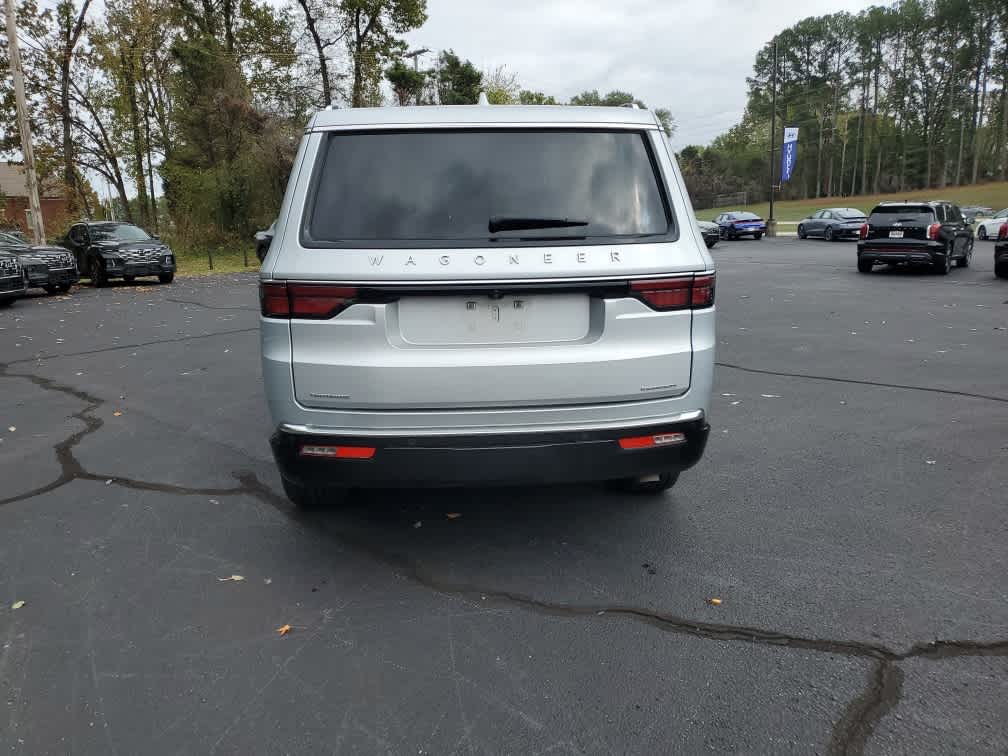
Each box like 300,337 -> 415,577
1,237 -> 1006,755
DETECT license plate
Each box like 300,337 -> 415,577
398,294 -> 590,345
889,230 -> 904,238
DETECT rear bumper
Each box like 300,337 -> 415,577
271,418 -> 710,489
858,241 -> 945,264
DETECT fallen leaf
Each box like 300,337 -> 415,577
7,426 -> 15,433
113,410 -> 123,417
413,521 -> 422,529
276,624 -> 291,636
708,598 -> 722,606
446,513 -> 462,519
926,460 -> 936,465
11,600 -> 25,610
264,578 -> 272,585
218,575 -> 244,582
105,479 -> 113,486
730,401 -> 740,406
760,394 -> 781,398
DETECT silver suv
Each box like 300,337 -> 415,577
260,105 -> 715,507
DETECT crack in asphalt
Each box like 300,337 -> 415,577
828,661 -> 904,756
165,297 -> 258,312
2,327 -> 258,367
716,361 -> 1008,403
3,357 -> 1007,756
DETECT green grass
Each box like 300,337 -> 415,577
172,244 -> 260,276
698,181 -> 1008,223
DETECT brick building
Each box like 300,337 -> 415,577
0,162 -> 72,239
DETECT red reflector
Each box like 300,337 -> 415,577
260,281 -> 289,317
630,274 -> 715,311
618,432 -> 686,450
288,284 -> 358,319
300,445 -> 376,459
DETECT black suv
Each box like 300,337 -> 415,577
857,201 -> 973,275
0,231 -> 79,294
62,221 -> 176,286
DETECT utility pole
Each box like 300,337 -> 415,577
405,47 -> 429,106
768,41 -> 778,237
5,0 -> 46,244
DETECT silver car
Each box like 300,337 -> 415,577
260,105 -> 715,507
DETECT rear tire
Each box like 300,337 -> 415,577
158,273 -> 174,284
797,224 -> 807,239
934,252 -> 951,275
89,258 -> 108,288
57,283 -> 72,293
753,232 -> 763,240
977,226 -> 987,240
857,258 -> 873,273
996,262 -> 1008,279
825,226 -> 834,241
281,478 -> 345,509
956,246 -> 971,268
43,285 -> 57,295
609,472 -> 679,495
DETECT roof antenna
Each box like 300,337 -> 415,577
477,91 -> 489,105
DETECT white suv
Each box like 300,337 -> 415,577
259,104 -> 715,506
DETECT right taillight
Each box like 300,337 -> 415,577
859,223 -> 869,239
630,273 -> 715,311
259,281 -> 359,319
999,223 -> 1008,240
927,223 -> 941,240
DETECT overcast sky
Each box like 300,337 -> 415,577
405,0 -> 879,149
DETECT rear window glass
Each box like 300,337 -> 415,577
732,212 -> 760,220
868,206 -> 935,224
303,129 -> 672,247
836,209 -> 865,219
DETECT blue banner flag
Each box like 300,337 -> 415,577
780,127 -> 799,183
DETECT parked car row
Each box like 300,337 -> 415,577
0,221 -> 174,307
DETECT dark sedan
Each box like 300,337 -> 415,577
797,208 -> 867,241
696,219 -> 719,249
714,211 -> 766,240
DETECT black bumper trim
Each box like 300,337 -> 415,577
271,420 -> 710,489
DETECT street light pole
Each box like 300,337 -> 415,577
5,0 -> 45,244
768,41 -> 778,237
404,47 -> 429,106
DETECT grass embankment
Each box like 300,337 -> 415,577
700,181 -> 1008,223
172,243 -> 260,275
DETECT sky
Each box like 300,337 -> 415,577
404,0 -> 880,150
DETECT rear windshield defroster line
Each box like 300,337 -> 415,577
300,129 -> 677,249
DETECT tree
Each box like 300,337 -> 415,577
55,0 -> 92,214
519,90 -> 557,105
338,0 -> 427,107
654,108 -> 676,138
483,64 -> 519,104
437,49 -> 480,104
294,0 -> 346,107
385,59 -> 424,105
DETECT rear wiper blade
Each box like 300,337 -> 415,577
489,216 -> 589,233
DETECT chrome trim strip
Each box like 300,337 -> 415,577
260,271 -> 716,286
278,410 -> 705,438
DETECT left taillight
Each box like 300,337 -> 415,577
630,273 -> 715,311
259,282 -> 358,319
927,223 -> 941,240
999,223 -> 1008,240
